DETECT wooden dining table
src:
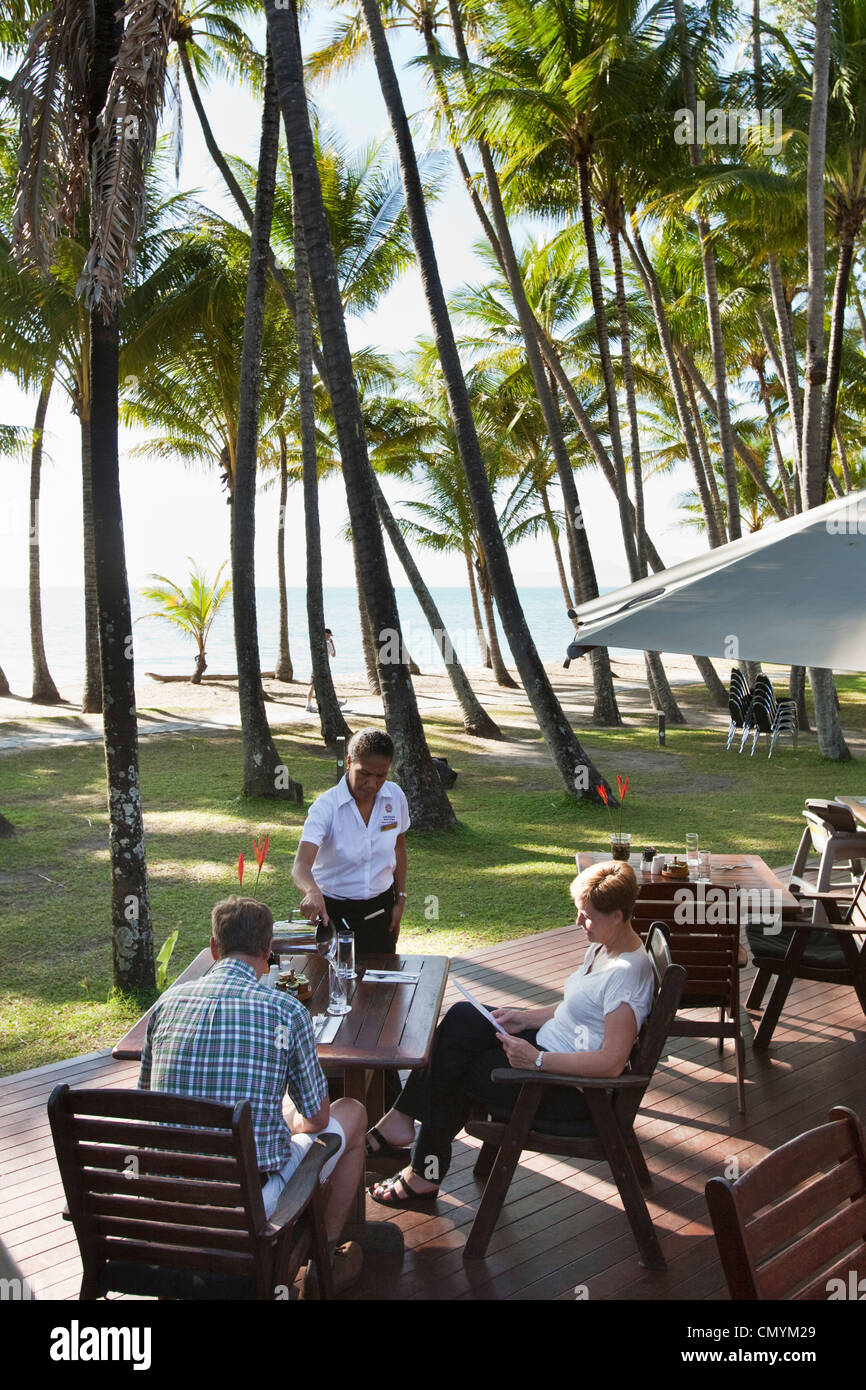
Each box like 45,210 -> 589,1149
113,942 -> 450,1253
574,851 -> 800,910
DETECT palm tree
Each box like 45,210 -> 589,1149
266,0 -> 456,828
346,0 -> 611,795
140,560 -> 231,683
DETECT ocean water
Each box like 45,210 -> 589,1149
0,585 -> 626,691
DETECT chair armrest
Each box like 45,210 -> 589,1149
490,1067 -> 651,1090
263,1132 -> 341,1235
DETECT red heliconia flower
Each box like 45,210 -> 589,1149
596,783 -> 609,805
237,852 -> 244,886
616,776 -> 630,804
253,835 -> 269,869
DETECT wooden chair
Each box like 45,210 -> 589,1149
463,925 -> 686,1267
632,897 -> 746,1114
706,1105 -> 866,1299
746,868 -> 866,1051
48,1084 -> 339,1300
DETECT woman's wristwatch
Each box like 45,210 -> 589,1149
534,1050 -> 544,1070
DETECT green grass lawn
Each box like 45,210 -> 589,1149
1,690 -> 864,1075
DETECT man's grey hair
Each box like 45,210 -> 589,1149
347,728 -> 394,762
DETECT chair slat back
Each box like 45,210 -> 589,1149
635,899 -> 739,1008
616,930 -> 685,1125
49,1085 -> 271,1295
706,1107 -> 866,1300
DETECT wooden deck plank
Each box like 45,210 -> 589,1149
2,922 -> 865,1301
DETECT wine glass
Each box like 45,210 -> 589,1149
316,919 -> 351,1017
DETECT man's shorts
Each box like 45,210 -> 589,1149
261,1117 -> 346,1218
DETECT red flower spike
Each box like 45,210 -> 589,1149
237,852 -> 244,886
253,836 -> 269,870
596,784 -> 609,805
616,776 -> 629,803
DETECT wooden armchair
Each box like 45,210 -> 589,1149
632,898 -> 746,1113
463,926 -> 685,1268
48,1084 -> 339,1300
746,868 -> 866,1051
706,1105 -> 866,1299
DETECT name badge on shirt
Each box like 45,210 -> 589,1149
380,818 -> 398,831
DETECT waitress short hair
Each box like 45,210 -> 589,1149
347,728 -> 394,762
211,897 -> 274,958
570,861 -> 638,919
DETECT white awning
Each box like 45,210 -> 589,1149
572,491 -> 866,671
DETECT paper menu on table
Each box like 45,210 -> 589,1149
452,978 -> 508,1034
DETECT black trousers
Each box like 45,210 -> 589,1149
394,1002 -> 591,1184
323,883 -> 398,956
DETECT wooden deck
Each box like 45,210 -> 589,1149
3,922 -> 866,1301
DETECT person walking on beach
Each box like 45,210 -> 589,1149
306,627 -> 338,713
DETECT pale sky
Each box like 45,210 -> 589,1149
0,12 -> 698,600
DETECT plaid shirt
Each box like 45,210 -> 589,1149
138,957 -> 328,1173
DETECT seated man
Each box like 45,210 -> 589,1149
138,896 -> 366,1295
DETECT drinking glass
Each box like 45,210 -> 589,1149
686,833 -> 700,869
337,928 -> 356,980
316,919 -> 351,1016
697,848 -> 712,882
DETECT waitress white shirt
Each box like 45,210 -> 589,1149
300,776 -> 410,900
535,943 -> 654,1055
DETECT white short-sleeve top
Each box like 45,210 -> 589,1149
535,943 -> 655,1055
300,776 -> 410,900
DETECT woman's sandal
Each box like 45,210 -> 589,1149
365,1124 -> 412,1159
369,1173 -> 439,1207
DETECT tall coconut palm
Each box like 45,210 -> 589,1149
343,0 -> 611,796
7,0 -> 181,990
265,0 -> 457,827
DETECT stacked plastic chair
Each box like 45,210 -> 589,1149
746,674 -> 797,757
726,669 -> 752,751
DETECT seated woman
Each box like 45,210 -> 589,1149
367,860 -> 655,1205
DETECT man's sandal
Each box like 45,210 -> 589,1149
369,1173 -> 439,1207
365,1125 -> 412,1159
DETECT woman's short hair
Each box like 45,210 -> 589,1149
347,728 -> 394,762
211,897 -> 274,958
570,861 -> 638,920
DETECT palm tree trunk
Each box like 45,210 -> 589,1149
801,0 -> 833,510
475,555 -> 518,689
767,256 -> 803,492
680,357 -> 726,532
292,186 -> 352,748
177,35 -> 329,390
820,233 -> 860,492
623,224 -> 726,549
371,477 -> 502,737
466,550 -> 490,666
645,651 -> 686,724
852,276 -> 866,350
353,0 -> 611,798
809,666 -> 850,760
574,156 -> 638,578
274,432 -> 293,681
80,410 -> 103,712
692,655 -> 728,708
88,0 -> 153,994
232,48 -> 302,801
29,376 -> 62,704
268,1 -> 456,827
540,483 -> 573,608
0,667 -> 10,696
673,0 -> 740,539
834,423 -> 853,492
0,810 -> 14,838
677,345 -> 787,520
755,357 -> 794,513
463,122 -> 621,723
353,541 -> 382,695
789,665 -> 810,732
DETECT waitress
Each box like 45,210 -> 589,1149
292,728 -> 409,955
